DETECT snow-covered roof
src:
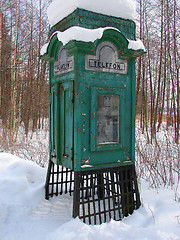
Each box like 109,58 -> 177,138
40,43 -> 49,56
40,26 -> 145,56
57,27 -> 118,46
47,0 -> 136,27
128,39 -> 146,51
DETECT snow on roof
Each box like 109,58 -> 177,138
40,26 -> 145,56
56,26 -> 118,46
128,39 -> 146,51
47,0 -> 136,27
40,43 -> 49,56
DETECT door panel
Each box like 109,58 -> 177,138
59,82 -> 74,169
88,85 -> 132,168
50,84 -> 60,165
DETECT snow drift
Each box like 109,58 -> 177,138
0,153 -> 179,240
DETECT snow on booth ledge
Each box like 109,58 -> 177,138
47,0 -> 136,26
40,26 -> 145,56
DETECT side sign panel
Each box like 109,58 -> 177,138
54,47 -> 74,76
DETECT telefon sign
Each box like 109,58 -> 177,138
85,42 -> 127,74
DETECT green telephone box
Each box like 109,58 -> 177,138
42,8 -> 145,224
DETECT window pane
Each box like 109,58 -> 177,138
97,95 -> 119,144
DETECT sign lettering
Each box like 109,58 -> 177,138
54,47 -> 74,76
85,42 -> 127,74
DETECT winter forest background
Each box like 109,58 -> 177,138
0,0 -> 179,193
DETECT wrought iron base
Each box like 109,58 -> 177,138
45,160 -> 74,199
45,161 -> 141,224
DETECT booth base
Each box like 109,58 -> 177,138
45,161 -> 141,224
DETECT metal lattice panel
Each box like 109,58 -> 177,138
45,160 -> 74,199
45,161 -> 140,224
73,165 -> 140,224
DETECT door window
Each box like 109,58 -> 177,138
97,95 -> 119,144
90,86 -> 126,152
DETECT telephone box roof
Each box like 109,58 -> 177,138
41,27 -> 146,59
47,0 -> 136,27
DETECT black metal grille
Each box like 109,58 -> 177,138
45,160 -> 74,199
45,161 -> 140,224
73,165 -> 140,224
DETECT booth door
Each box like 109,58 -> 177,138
59,82 -> 74,169
88,86 -> 132,168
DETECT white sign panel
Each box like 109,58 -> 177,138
54,47 -> 74,76
85,42 -> 127,74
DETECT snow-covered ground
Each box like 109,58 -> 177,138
0,152 -> 179,240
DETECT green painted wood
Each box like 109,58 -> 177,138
59,82 -> 74,169
78,75 -> 133,170
42,24 -> 146,171
48,63 -> 53,160
90,86 -> 126,152
131,58 -> 136,163
55,84 -> 60,162
49,8 -> 136,40
59,84 -> 65,165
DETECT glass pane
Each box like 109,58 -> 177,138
97,95 -> 119,144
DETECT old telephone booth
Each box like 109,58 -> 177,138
41,8 -> 145,224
